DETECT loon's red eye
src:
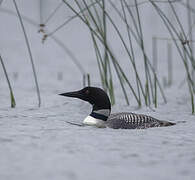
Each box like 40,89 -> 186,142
85,90 -> 90,95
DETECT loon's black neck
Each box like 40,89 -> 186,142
90,107 -> 111,121
90,109 -> 110,121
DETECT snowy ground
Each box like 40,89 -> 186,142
0,1 -> 195,180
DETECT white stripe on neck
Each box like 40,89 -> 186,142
83,116 -> 106,128
93,109 -> 110,117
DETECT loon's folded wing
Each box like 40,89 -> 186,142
106,112 -> 175,129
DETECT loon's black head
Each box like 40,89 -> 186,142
59,86 -> 111,111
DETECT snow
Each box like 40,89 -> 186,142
0,0 -> 195,180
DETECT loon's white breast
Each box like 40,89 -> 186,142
83,116 -> 106,128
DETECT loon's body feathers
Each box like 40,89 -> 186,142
106,112 -> 175,129
59,87 -> 175,129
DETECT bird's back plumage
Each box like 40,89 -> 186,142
106,112 -> 175,129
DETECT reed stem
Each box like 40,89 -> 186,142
0,54 -> 16,108
13,0 -> 41,107
167,42 -> 173,86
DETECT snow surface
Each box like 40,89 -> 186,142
0,0 -> 195,180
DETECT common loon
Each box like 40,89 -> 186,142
59,87 -> 175,129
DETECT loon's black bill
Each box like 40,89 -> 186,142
59,90 -> 82,99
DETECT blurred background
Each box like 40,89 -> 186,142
0,0 -> 194,109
